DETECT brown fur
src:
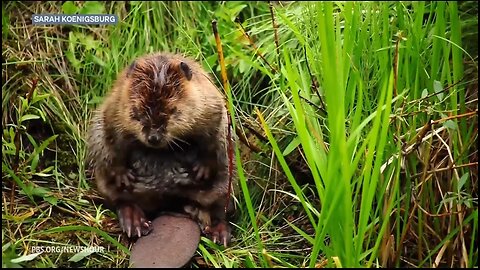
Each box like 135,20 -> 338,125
101,53 -> 226,148
85,52 -> 235,243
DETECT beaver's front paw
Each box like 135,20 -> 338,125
192,158 -> 217,181
117,203 -> 152,238
111,167 -> 136,191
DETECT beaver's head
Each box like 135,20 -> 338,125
125,54 -> 198,149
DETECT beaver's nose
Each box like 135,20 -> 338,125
147,134 -> 160,145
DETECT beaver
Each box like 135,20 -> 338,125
86,52 -> 235,246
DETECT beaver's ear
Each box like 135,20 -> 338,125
179,61 -> 192,81
126,60 -> 137,77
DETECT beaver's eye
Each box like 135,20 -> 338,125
171,107 -> 178,115
141,125 -> 150,133
131,114 -> 140,122
132,114 -> 149,127
131,107 -> 142,121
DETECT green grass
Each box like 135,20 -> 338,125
2,1 -> 478,268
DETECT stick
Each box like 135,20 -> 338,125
212,20 -> 234,215
268,1 -> 280,61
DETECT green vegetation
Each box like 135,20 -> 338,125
2,1 -> 478,268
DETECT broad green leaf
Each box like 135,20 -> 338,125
457,173 -> 469,192
421,88 -> 428,99
443,120 -> 457,130
31,93 -> 51,105
44,196 -> 58,206
79,1 -> 105,14
20,114 -> 40,123
282,136 -> 301,156
433,80 -> 444,101
62,1 -> 78,14
82,35 -> 99,51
